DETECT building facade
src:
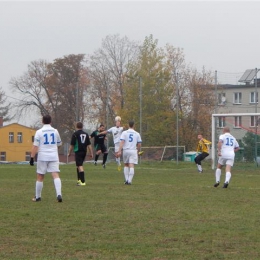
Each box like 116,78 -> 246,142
216,82 -> 260,140
0,122 -> 36,162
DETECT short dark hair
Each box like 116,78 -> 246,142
99,124 -> 104,127
76,122 -> 83,129
129,120 -> 135,128
42,115 -> 51,124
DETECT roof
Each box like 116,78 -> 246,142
0,122 -> 36,131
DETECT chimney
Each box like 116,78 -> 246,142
0,117 -> 3,127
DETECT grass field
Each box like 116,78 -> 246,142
0,160 -> 260,260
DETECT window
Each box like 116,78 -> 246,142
0,152 -> 6,161
250,116 -> 257,127
25,152 -> 31,161
218,93 -> 226,105
234,92 -> 242,104
218,117 -> 226,128
250,92 -> 258,103
9,132 -> 14,143
17,132 -> 23,143
234,116 -> 242,128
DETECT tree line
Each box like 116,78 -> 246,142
2,34 -> 216,150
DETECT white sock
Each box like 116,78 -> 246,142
128,168 -> 135,184
225,172 -> 231,183
124,167 -> 129,182
197,164 -> 202,171
36,181 -> 43,198
215,168 -> 221,183
116,158 -> 121,165
54,178 -> 62,196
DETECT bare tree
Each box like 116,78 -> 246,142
87,34 -> 139,126
10,54 -> 89,142
0,87 -> 13,122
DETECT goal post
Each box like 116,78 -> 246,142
107,146 -> 186,162
212,113 -> 260,169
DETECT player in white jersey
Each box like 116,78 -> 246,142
30,115 -> 63,202
116,120 -> 142,185
99,119 -> 124,171
214,126 -> 239,188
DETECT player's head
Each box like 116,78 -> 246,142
129,120 -> 135,128
197,134 -> 203,140
115,120 -> 121,127
99,124 -> 105,131
42,115 -> 51,124
76,122 -> 83,129
223,126 -> 230,133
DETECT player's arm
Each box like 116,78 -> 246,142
31,145 -> 38,158
98,130 -> 108,135
217,140 -> 223,156
30,145 -> 38,166
137,142 -> 141,153
116,140 -> 125,157
87,144 -> 93,158
68,134 -> 76,156
68,145 -> 74,156
202,138 -> 212,145
234,141 -> 240,152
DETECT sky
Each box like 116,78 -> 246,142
1,0 -> 260,124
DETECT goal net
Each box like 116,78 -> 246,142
107,146 -> 186,162
212,113 -> 260,169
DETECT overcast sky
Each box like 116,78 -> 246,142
1,0 -> 260,123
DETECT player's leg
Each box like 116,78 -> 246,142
214,163 -> 223,187
94,146 -> 101,165
126,151 -> 138,184
194,154 -> 203,172
75,153 -> 81,184
123,151 -> 130,183
114,143 -> 121,171
223,161 -> 233,188
77,152 -> 86,185
32,161 -> 46,201
48,161 -> 62,202
102,145 -> 108,168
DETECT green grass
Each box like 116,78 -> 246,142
0,161 -> 260,260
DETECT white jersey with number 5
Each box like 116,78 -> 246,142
219,133 -> 239,159
120,129 -> 142,150
33,124 -> 62,161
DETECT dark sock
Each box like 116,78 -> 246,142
95,154 -> 99,162
79,171 -> 85,183
103,153 -> 108,165
77,168 -> 80,180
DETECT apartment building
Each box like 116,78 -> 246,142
0,118 -> 36,162
215,79 -> 260,140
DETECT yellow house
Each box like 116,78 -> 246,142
0,123 -> 36,162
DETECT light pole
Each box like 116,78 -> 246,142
254,68 -> 258,166
176,72 -> 179,165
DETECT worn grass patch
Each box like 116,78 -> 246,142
0,161 -> 259,259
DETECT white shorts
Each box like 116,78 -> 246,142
123,150 -> 138,164
37,161 -> 60,174
114,143 -> 120,153
218,157 -> 234,167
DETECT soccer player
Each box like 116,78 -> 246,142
214,126 -> 240,188
116,120 -> 142,185
98,117 -> 124,171
30,115 -> 63,202
90,124 -> 108,168
68,122 -> 93,186
194,134 -> 211,173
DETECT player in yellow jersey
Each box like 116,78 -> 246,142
194,134 -> 211,173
